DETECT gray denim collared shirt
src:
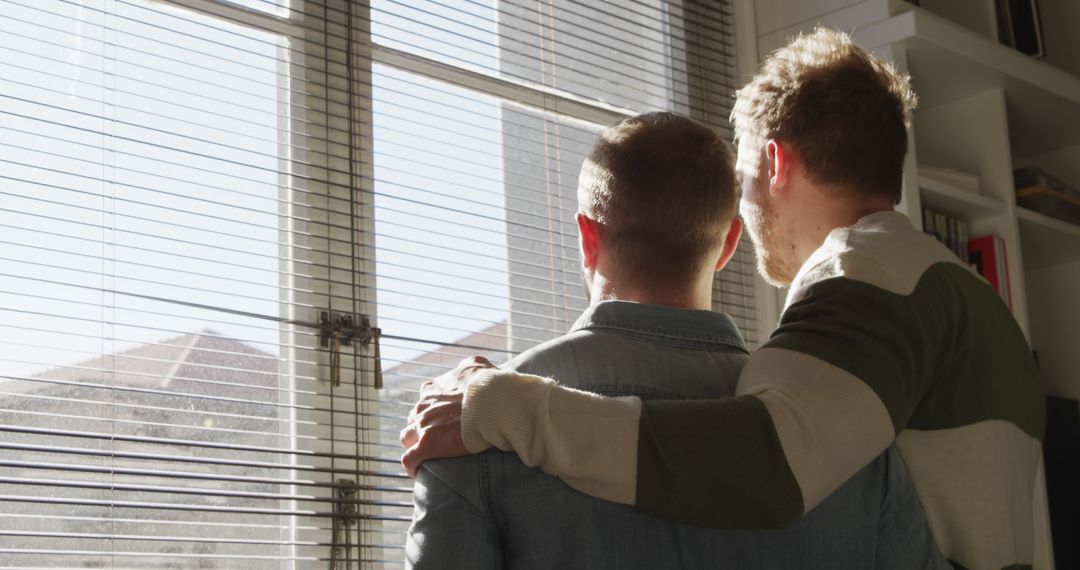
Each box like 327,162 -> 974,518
407,300 -> 946,569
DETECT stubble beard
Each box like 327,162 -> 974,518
742,197 -> 799,288
581,272 -> 592,303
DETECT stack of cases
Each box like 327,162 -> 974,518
921,207 -> 970,263
921,206 -> 1011,308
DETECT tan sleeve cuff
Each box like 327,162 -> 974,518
459,369 -> 642,505
460,370 -> 551,454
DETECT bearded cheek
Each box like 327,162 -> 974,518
740,201 -> 765,238
753,205 -> 797,287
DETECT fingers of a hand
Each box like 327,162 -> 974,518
402,393 -> 463,448
409,393 -> 462,423
407,397 -> 436,425
402,444 -> 424,479
401,418 -> 466,478
399,422 -> 418,449
461,355 -> 494,368
401,405 -> 431,448
455,355 -> 495,377
421,372 -> 464,397
399,397 -> 465,477
418,357 -> 495,397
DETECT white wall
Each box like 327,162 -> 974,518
1026,258 -> 1080,400
1038,0 -> 1080,78
754,0 -> 891,55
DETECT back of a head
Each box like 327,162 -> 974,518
731,27 -> 918,202
578,112 -> 737,292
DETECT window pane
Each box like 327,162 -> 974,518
372,61 -> 602,413
370,0 -> 684,111
0,1 -> 293,566
372,65 -> 510,373
224,0 -> 291,17
372,0 -> 498,74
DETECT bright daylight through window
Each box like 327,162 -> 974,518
0,0 -> 747,567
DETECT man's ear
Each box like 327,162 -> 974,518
714,217 -> 743,272
765,139 -> 790,197
576,212 -> 602,270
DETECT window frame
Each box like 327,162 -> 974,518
41,0 -> 761,565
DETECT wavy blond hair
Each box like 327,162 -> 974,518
732,27 -> 918,202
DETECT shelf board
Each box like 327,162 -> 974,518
856,8 -> 1080,158
1016,207 -> 1080,269
918,175 -> 1007,219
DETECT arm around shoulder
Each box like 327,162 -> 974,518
461,369 -> 643,505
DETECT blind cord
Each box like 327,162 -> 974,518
329,479 -> 357,570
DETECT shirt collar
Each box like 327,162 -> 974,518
786,210 -> 912,309
570,300 -> 749,354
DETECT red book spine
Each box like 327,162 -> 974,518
968,236 -> 1000,292
1000,238 -> 1012,310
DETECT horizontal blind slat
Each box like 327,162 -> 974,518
1,0 -> 744,565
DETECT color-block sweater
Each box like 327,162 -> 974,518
460,212 -> 1050,570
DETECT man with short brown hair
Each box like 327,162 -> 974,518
576,112 -> 737,296
404,29 -> 1048,570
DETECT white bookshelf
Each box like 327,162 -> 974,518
853,4 -> 1080,157
918,173 -> 1007,218
1016,207 -> 1080,269
749,0 -> 1080,406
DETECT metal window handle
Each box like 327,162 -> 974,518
319,311 -> 383,388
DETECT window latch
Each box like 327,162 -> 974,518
319,311 -> 383,389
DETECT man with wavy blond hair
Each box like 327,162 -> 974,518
403,28 -> 1049,570
406,112 -> 944,569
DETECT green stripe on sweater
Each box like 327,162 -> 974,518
768,263 -> 1043,439
635,395 -> 804,529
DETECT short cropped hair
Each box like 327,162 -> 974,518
731,27 -> 917,202
578,112 -> 737,290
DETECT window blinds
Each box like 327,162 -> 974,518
0,0 -> 748,567
372,0 -> 754,566
0,0 -> 385,566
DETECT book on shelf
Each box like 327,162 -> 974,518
957,220 -> 969,260
996,0 -> 1045,59
1014,166 -> 1079,199
968,235 -> 1013,310
935,211 -> 949,250
920,165 -> 980,194
1014,167 -> 1080,227
922,207 -> 970,263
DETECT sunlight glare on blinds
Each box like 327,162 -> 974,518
0,0 -> 387,566
0,0 -> 745,567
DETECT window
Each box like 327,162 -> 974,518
0,0 -> 746,567
1,0 -> 352,566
